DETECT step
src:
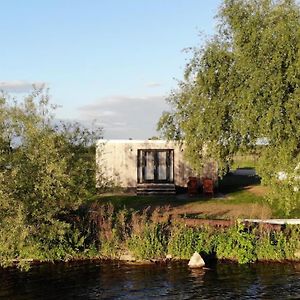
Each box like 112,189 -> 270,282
136,183 -> 176,195
137,190 -> 176,195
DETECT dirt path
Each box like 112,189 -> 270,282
245,185 -> 269,196
168,201 -> 272,220
160,185 -> 272,220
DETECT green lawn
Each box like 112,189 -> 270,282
90,193 -> 197,211
91,172 -> 299,219
89,173 -> 275,219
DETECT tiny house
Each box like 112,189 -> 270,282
96,140 -> 217,194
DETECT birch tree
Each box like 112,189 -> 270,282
158,0 -> 300,215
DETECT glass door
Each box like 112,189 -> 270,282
144,151 -> 155,181
137,149 -> 174,183
157,151 -> 167,181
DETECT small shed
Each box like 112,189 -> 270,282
96,139 -> 217,194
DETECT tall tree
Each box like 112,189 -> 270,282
158,0 -> 300,215
0,88 -> 104,265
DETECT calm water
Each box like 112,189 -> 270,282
0,261 -> 299,299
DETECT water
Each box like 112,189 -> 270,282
0,261 -> 299,299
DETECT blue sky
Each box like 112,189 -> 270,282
0,0 -> 222,139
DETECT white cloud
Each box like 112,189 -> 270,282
146,82 -> 162,88
0,80 -> 45,93
78,94 -> 170,139
97,110 -> 117,117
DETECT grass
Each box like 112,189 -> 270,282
168,188 -> 271,220
82,200 -> 300,264
221,189 -> 264,204
91,172 -> 276,220
290,208 -> 300,218
91,193 -> 196,211
231,154 -> 259,170
91,169 -> 299,219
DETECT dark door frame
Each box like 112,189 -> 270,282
137,149 -> 174,184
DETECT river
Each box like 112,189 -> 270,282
0,261 -> 299,299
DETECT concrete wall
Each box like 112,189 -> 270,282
96,140 -> 217,188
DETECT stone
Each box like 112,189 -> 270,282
188,252 -> 205,268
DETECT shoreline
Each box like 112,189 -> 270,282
4,254 -> 300,271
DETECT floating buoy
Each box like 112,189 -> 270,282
188,252 -> 205,268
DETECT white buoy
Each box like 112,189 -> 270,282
188,252 -> 205,268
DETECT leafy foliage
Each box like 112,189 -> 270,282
167,225 -> 196,259
158,0 -> 300,215
0,88 -> 104,267
215,223 -> 256,263
127,223 -> 167,259
84,203 -> 300,264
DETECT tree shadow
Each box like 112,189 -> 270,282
95,194 -> 183,211
219,173 -> 261,194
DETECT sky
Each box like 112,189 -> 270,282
0,0 -> 222,139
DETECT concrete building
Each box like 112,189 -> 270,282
96,140 -> 217,194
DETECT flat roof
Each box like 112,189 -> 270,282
97,139 -> 171,144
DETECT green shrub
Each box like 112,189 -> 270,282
215,223 -> 256,264
167,225 -> 198,259
194,227 -> 216,256
255,232 -> 285,261
127,223 -> 167,260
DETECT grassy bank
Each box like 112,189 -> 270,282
85,203 -> 300,264
2,202 -> 299,269
2,168 -> 299,269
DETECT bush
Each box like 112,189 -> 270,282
215,223 -> 257,264
127,223 -> 167,260
0,88 -> 104,267
167,225 -> 197,259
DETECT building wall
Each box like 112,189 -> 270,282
96,140 -> 217,188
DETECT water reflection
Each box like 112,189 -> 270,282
0,261 -> 299,299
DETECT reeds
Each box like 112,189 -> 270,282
84,202 -> 300,263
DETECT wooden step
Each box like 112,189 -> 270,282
136,183 -> 176,195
